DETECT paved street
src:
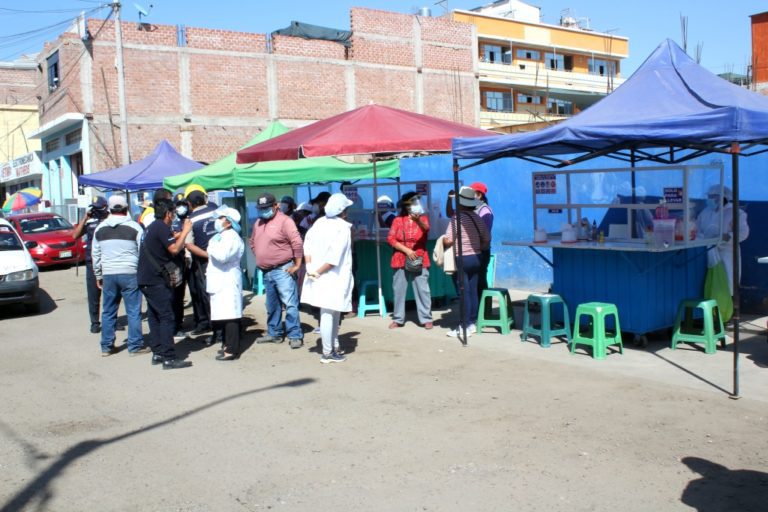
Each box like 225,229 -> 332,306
1,266 -> 767,512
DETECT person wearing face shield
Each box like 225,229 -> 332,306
72,196 -> 110,333
301,193 -> 355,363
249,192 -> 305,348
696,184 -> 749,296
376,195 -> 396,228
386,191 -> 433,329
201,206 -> 245,360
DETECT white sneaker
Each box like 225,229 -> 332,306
446,326 -> 473,338
312,326 -> 321,334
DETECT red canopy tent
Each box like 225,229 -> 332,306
236,104 -> 489,163
237,104 -> 490,342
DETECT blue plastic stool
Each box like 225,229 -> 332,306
357,280 -> 387,318
520,293 -> 571,348
251,268 -> 265,296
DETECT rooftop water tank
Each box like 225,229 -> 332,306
419,6 -> 432,17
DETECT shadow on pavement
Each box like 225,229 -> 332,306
0,288 -> 57,321
0,378 -> 316,512
680,456 -> 768,512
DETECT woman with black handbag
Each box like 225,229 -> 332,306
386,191 -> 433,330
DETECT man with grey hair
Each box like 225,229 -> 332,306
92,195 -> 147,357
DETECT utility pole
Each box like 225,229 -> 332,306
112,2 -> 131,165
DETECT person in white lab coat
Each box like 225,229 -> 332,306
301,193 -> 354,363
205,206 -> 245,360
696,185 -> 749,295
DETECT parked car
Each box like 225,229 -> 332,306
7,213 -> 86,268
0,218 -> 39,313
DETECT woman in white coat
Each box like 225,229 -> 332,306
696,185 -> 749,295
206,206 -> 245,360
301,193 -> 354,363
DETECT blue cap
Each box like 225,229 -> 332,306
91,196 -> 108,210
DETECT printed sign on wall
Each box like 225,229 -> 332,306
534,174 -> 557,194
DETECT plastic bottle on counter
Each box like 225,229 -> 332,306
591,220 -> 598,241
655,200 -> 669,219
598,230 -> 605,244
358,221 -> 368,239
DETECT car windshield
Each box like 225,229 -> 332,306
18,216 -> 72,234
0,228 -> 23,251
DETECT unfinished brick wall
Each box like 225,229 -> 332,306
0,67 -> 37,105
34,7 -> 478,173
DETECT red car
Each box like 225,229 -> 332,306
7,213 -> 86,268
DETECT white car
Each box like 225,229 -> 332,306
0,218 -> 40,313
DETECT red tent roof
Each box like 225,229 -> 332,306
236,104 -> 490,163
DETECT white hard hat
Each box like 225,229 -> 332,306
377,195 -> 393,205
297,201 -> 312,212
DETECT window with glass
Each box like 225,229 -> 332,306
545,52 -> 564,71
485,91 -> 513,112
65,129 -> 81,146
482,44 -> 511,64
516,48 -> 540,61
548,99 -> 573,115
45,138 -> 60,153
47,51 -> 60,91
517,93 -> 541,105
589,58 -> 616,77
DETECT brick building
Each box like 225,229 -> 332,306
29,8 -> 478,212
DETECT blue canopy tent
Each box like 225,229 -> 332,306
78,140 -> 203,191
452,39 -> 768,397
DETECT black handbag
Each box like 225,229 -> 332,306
401,219 -> 423,273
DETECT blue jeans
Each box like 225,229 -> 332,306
263,262 -> 302,340
101,273 -> 143,352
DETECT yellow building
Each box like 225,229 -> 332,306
453,0 -> 628,131
0,58 -> 42,202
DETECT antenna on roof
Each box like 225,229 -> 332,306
134,3 -> 153,26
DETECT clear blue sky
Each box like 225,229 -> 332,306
1,0 -> 765,77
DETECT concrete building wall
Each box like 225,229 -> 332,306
33,8 -> 478,176
751,12 -> 768,92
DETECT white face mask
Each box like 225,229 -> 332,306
214,218 -> 226,233
409,202 -> 424,215
279,203 -> 290,213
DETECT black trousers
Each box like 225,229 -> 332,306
477,249 -> 491,301
173,272 -> 186,332
215,319 -> 241,355
141,283 -> 176,359
189,258 -> 210,328
85,262 -> 101,326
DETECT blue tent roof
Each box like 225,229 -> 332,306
78,140 -> 203,191
453,39 -> 768,165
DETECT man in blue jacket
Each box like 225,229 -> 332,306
92,195 -> 147,357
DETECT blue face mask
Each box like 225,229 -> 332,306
706,197 -> 718,209
258,208 -> 275,220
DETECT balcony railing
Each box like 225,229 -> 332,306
478,61 -> 624,94
480,110 -> 569,128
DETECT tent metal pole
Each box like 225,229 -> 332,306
731,146 -> 741,398
452,157 -> 468,346
372,158 -> 385,317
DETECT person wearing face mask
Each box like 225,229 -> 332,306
185,189 -> 219,341
696,184 -> 749,296
386,192 -> 433,330
279,195 -> 296,217
299,191 -> 331,233
249,192 -> 305,348
301,193 -> 355,363
203,207 -> 245,360
470,182 -> 494,298
72,196 -> 109,334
